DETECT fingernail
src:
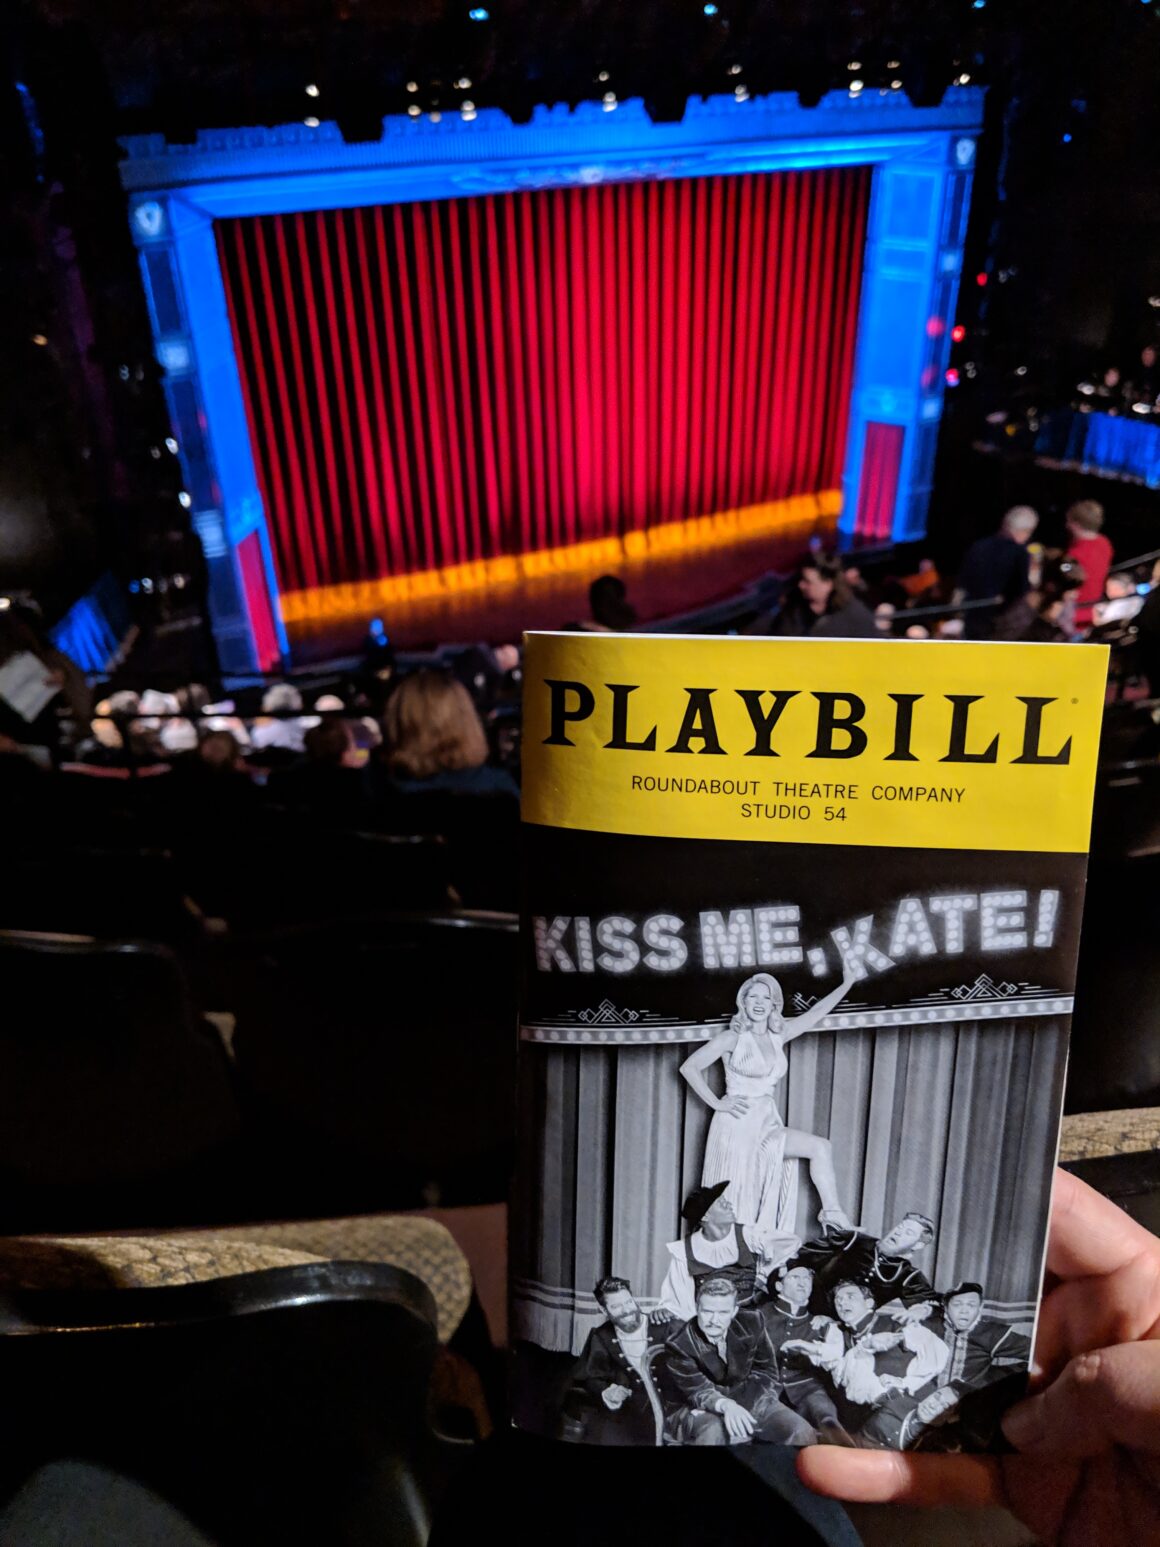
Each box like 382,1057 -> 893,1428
1001,1395 -> 1044,1450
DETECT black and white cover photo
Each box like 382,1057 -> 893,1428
513,632 -> 1107,1453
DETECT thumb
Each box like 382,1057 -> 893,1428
1002,1339 -> 1160,1458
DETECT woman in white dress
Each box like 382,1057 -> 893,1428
680,970 -> 857,1237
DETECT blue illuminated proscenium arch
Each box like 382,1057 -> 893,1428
120,87 -> 984,672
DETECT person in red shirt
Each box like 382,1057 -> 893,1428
1065,499 -> 1113,631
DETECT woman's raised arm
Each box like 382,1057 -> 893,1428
780,969 -> 857,1044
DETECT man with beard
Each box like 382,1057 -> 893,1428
563,1276 -> 666,1444
661,1276 -> 815,1446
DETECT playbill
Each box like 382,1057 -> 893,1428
512,632 -> 1107,1452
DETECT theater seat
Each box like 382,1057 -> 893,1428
0,932 -> 243,1232
1090,760 -> 1160,861
0,1258 -> 452,1547
1,848 -> 204,944
1068,853 -> 1160,1113
232,913 -> 518,1211
369,790 -> 520,911
184,826 -> 456,932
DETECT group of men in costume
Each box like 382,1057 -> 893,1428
564,1178 -> 1030,1449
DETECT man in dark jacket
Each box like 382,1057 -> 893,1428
762,1262 -> 857,1444
954,505 -> 1038,637
797,1212 -> 938,1319
890,1287 -> 1033,1454
660,1276 -> 815,1446
784,1279 -> 948,1448
940,1282 -> 1031,1388
562,1277 -> 666,1445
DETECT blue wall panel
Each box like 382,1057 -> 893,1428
120,88 -> 984,664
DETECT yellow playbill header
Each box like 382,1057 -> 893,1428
521,633 -> 1108,853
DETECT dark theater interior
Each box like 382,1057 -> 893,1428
2,1 -> 1160,1542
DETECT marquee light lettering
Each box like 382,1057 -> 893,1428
531,889 -> 1062,979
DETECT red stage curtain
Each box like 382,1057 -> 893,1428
235,529 -> 281,671
854,421 -> 906,542
216,168 -> 870,596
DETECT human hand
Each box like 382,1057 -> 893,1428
719,1398 -> 757,1442
864,1332 -> 905,1352
601,1383 -> 631,1411
887,1302 -> 934,1325
797,1168 -> 1160,1543
649,1307 -> 676,1325
719,1095 -> 750,1117
877,1375 -> 914,1394
785,1337 -> 835,1370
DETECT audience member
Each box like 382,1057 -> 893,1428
0,604 -> 90,756
200,696 -> 250,750
1090,572 -> 1145,691
1129,560 -> 1160,694
1092,572 -> 1143,629
362,615 -> 397,687
159,717 -> 199,756
1065,500 -> 1114,631
368,668 -> 519,907
266,716 -> 367,823
992,556 -> 1085,644
573,574 -> 637,633
196,729 -> 247,774
378,670 -> 519,798
1134,343 -> 1159,400
250,683 -> 314,755
307,718 -> 359,766
898,558 -> 942,601
129,688 -> 201,757
90,690 -> 143,759
953,505 -> 1038,638
769,555 -> 878,638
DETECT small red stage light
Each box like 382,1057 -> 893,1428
952,323 -> 967,343
945,367 -> 961,387
975,272 -> 988,287
925,316 -> 946,338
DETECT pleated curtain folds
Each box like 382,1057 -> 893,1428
513,1018 -> 1066,1354
216,167 -> 870,596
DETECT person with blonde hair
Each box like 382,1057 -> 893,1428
680,968 -> 858,1240
380,669 -> 518,796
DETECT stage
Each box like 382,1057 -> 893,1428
120,89 -> 984,671
284,508 -> 837,663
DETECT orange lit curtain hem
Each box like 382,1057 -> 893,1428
215,167 -> 870,599
277,489 -> 841,624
